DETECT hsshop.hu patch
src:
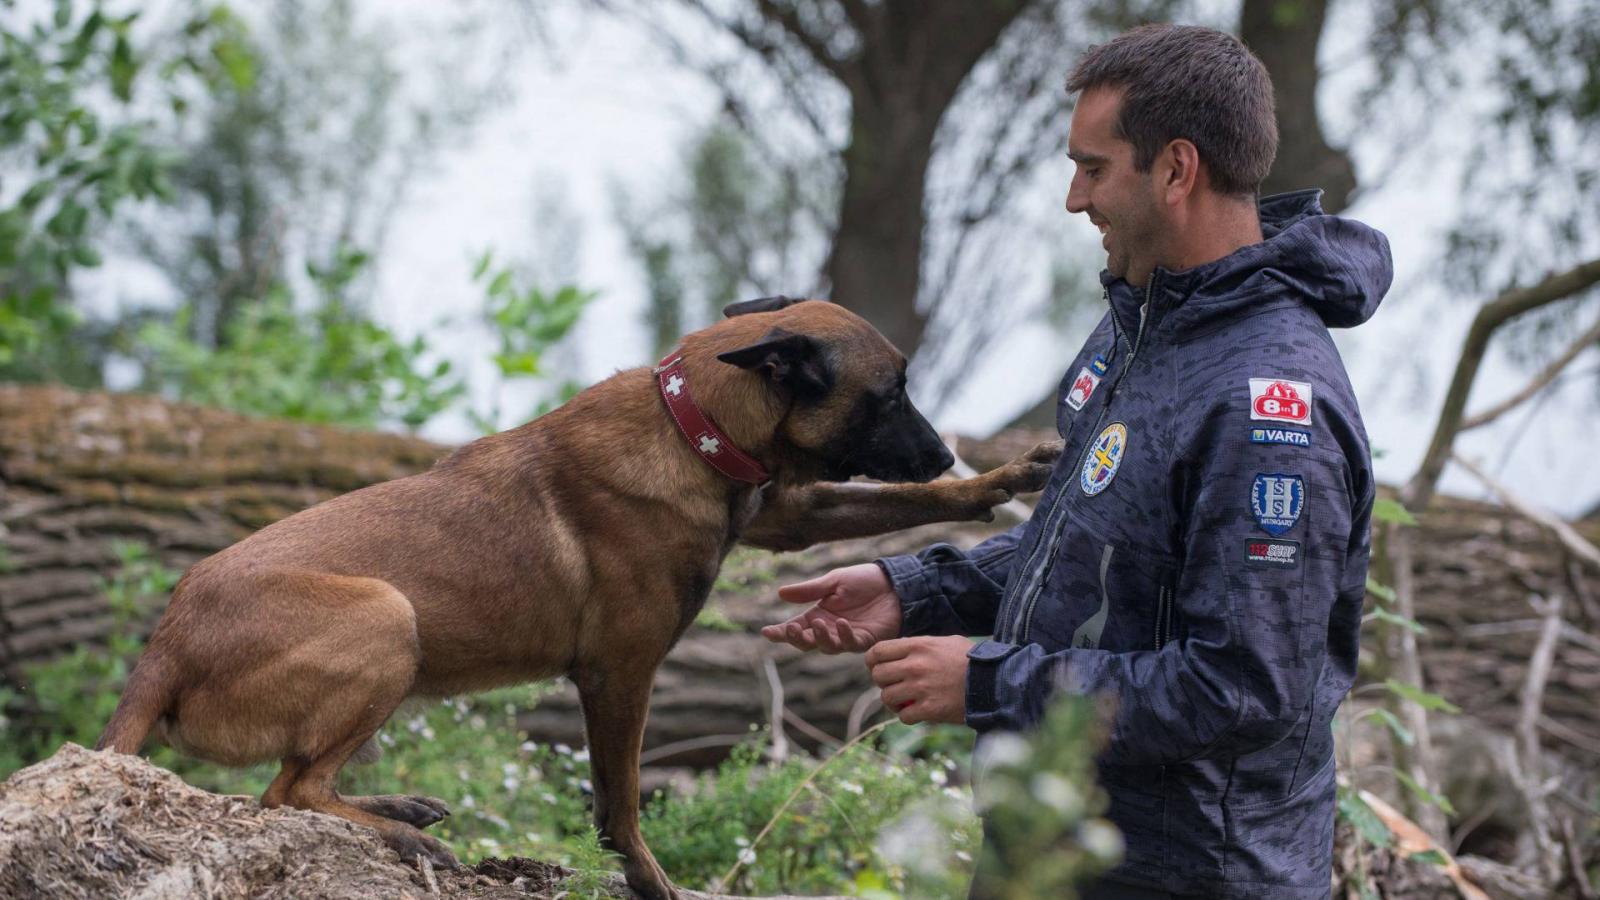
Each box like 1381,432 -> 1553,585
1245,538 -> 1300,567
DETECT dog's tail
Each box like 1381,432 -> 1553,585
95,651 -> 177,755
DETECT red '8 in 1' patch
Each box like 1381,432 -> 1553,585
1248,378 -> 1312,426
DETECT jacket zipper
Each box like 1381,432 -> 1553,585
1154,585 -> 1169,650
1009,276 -> 1158,644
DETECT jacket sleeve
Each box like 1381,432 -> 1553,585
963,396 -> 1364,764
875,522 -> 1029,637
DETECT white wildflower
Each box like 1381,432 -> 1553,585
542,792 -> 558,804
460,794 -> 476,809
573,748 -> 590,763
839,780 -> 864,795
929,769 -> 947,786
554,743 -> 572,755
737,848 -> 757,866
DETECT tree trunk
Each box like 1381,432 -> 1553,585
818,0 -> 1030,356
825,107 -> 938,354
1240,0 -> 1357,212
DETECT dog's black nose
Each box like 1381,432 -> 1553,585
936,446 -> 955,473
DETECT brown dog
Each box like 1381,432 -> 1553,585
97,297 -> 1060,899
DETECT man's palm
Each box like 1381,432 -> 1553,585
761,563 -> 903,654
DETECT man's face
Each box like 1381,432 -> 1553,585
1065,87 -> 1165,285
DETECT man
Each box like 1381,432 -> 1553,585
762,23 -> 1392,899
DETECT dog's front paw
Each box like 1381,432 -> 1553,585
985,439 -> 1064,497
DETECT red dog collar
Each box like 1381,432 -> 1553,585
655,353 -> 771,486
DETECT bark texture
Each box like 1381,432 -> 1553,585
3,387 -> 1598,770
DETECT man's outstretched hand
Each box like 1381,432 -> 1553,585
760,563 -> 903,654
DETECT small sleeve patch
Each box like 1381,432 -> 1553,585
1249,426 -> 1310,447
1251,474 -> 1305,535
1245,538 -> 1300,567
1064,367 -> 1102,411
1249,378 -> 1313,425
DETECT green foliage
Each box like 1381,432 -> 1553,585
965,695 -> 1122,900
557,826 -> 625,898
0,0 -> 251,384
1392,769 -> 1456,817
1371,498 -> 1418,527
1337,784 -> 1392,850
133,247 -> 462,429
468,254 -> 594,433
617,119 -> 832,355
691,604 -> 741,632
1382,678 -> 1461,715
641,726 -> 971,896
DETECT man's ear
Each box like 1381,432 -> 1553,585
723,295 -> 806,317
716,328 -> 833,399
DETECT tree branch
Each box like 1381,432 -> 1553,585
1448,452 -> 1600,571
1459,314 -> 1600,431
751,0 -> 850,80
1404,256 -> 1600,510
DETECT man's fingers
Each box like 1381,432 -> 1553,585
879,683 -> 912,710
864,637 -> 916,667
841,625 -> 878,652
776,574 -> 835,604
784,621 -> 819,651
813,618 -> 845,653
868,659 -> 909,688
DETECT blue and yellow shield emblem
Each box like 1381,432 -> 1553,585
1080,422 -> 1127,496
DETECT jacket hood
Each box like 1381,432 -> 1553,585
1102,189 -> 1394,331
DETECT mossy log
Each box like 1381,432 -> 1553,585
2,384 -> 1597,769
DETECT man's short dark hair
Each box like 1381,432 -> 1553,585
1068,24 -> 1278,197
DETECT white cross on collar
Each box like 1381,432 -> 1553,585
698,435 -> 721,455
664,374 -> 685,396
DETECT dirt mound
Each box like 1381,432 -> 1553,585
0,745 -> 832,899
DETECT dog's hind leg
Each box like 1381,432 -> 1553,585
577,659 -> 678,900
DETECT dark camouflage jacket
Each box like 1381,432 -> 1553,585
879,190 -> 1392,897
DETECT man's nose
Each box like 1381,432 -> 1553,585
1065,176 -> 1088,214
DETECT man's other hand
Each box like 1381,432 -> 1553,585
865,636 -> 969,725
760,563 -> 903,654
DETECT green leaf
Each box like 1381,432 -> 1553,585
1365,576 -> 1397,605
492,351 -> 540,376
1384,679 -> 1461,714
70,244 -> 102,267
211,38 -> 255,90
1366,606 -> 1425,635
487,269 -> 514,298
1361,708 -> 1415,746
1337,787 -> 1392,849
1408,848 -> 1450,867
471,250 -> 493,280
110,33 -> 138,102
1393,769 -> 1457,816
1372,498 -> 1417,526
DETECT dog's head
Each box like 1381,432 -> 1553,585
713,296 -> 953,483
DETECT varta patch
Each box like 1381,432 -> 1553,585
1064,367 -> 1102,411
1250,427 -> 1311,447
1251,473 -> 1305,535
1090,354 -> 1109,376
1080,422 -> 1127,496
1245,538 -> 1301,567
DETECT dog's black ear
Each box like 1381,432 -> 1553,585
723,295 -> 804,318
716,328 -> 833,399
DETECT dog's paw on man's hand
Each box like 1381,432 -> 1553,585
967,438 -> 1064,513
